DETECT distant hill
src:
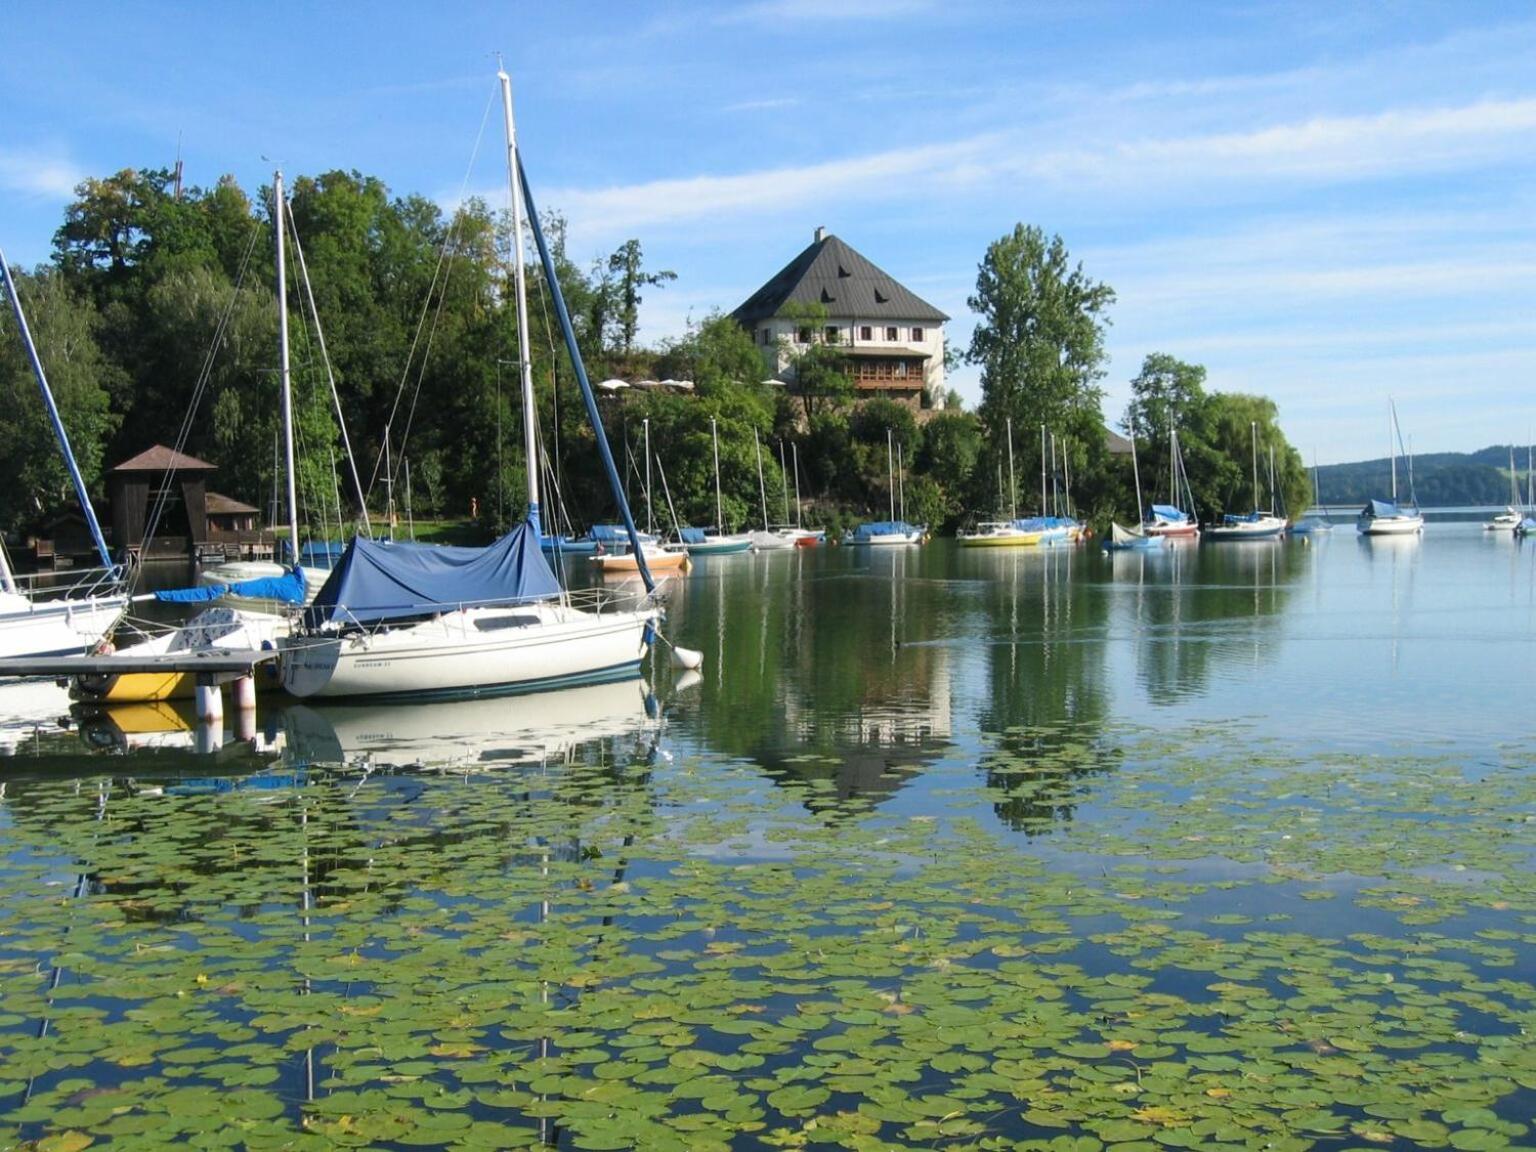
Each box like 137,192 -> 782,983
1315,445 -> 1525,507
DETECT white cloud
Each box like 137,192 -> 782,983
547,136 -> 996,234
0,148 -> 83,199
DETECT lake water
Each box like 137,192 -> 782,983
1,526 -> 1533,1149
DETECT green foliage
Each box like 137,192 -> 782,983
0,267 -> 123,532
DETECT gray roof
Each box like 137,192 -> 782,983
732,232 -> 949,326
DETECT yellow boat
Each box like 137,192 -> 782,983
957,522 -> 1045,547
71,607 -> 287,703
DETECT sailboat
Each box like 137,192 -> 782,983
1485,447 -> 1521,531
1104,434 -> 1164,552
72,171 -> 331,704
279,67 -> 658,700
681,418 -> 752,556
1290,450 -> 1333,535
960,418 -> 1042,546
847,429 -> 924,545
1141,422 -> 1199,538
770,439 -> 823,546
0,251 -> 128,660
748,430 -> 795,551
1204,422 -> 1288,540
1357,399 -> 1423,536
590,418 -> 689,572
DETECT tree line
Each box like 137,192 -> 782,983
0,165 -> 1313,547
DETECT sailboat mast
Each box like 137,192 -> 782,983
712,417 -> 724,532
1040,424 -> 1047,515
643,417 -> 653,534
1130,434 -> 1144,524
898,441 -> 906,523
792,442 -> 803,528
500,67 -> 541,536
0,248 -> 115,573
1050,434 -> 1059,517
1389,399 -> 1398,504
887,428 -> 895,521
1006,416 -> 1017,520
754,430 -> 769,530
273,171 -> 301,562
1250,421 -> 1259,512
778,440 -> 789,526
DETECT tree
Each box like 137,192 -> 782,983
776,302 -> 854,422
1122,352 -> 1208,509
0,267 -> 123,532
966,225 -> 1115,509
606,239 -> 675,356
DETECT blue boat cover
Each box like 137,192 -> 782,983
679,527 -> 707,544
1149,504 -> 1187,521
589,524 -> 634,544
155,567 -> 308,605
853,521 -> 917,537
305,520 -> 561,629
1365,499 -> 1407,518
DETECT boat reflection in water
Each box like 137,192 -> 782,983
280,678 -> 659,773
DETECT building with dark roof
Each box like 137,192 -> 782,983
731,228 -> 949,410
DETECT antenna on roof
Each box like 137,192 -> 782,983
173,131 -> 184,201
814,225 -> 826,243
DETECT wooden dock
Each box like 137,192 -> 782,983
0,649 -> 278,682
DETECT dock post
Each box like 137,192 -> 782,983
194,674 -> 224,724
233,674 -> 256,743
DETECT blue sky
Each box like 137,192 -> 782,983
3,1 -> 1535,462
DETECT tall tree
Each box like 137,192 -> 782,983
606,239 -> 675,356
966,225 -> 1115,506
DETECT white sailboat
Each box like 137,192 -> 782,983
0,250 -> 127,660
1142,421 -> 1199,538
749,430 -> 794,551
847,429 -> 924,545
681,418 -> 752,555
1357,399 -> 1423,536
1103,434 -> 1163,552
1485,447 -> 1521,531
1204,422 -> 1288,540
279,68 -> 657,700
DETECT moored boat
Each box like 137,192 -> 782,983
1358,400 -> 1422,537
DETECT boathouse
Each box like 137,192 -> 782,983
731,228 -> 949,410
108,445 -> 273,561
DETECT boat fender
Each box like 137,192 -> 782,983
259,638 -> 280,682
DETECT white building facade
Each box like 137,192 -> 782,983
732,228 -> 948,410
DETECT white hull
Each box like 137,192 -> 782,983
750,530 -> 796,551
847,532 -> 924,546
280,601 -> 656,699
1204,515 -> 1287,541
1357,514 -> 1423,535
0,591 -> 126,660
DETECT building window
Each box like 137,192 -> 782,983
824,326 -> 838,343
885,326 -> 898,341
797,327 -> 812,344
911,326 -> 924,342
895,360 -> 908,378
761,327 -> 772,345
859,325 -> 872,341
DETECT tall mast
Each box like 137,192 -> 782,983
500,66 -> 541,536
792,442 -> 803,528
1250,421 -> 1259,511
1050,434 -> 1059,517
0,249 -> 115,573
712,417 -> 723,532
1168,415 -> 1176,506
1005,416 -> 1017,519
642,417 -> 653,534
887,428 -> 895,521
778,439 -> 789,526
1130,434 -> 1144,524
754,430 -> 769,530
1389,398 -> 1397,503
274,171 -> 300,561
1040,423 -> 1047,515
898,441 -> 906,523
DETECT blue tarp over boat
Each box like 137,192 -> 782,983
154,567 -> 308,605
679,527 -> 708,544
1364,498 -> 1412,518
1149,504 -> 1187,521
305,521 -> 561,629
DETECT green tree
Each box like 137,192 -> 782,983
1194,392 -> 1309,521
0,267 -> 123,532
778,302 -> 854,422
966,224 -> 1115,515
606,239 -> 675,356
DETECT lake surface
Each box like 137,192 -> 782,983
1,526 -> 1533,1149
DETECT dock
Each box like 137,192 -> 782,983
0,649 -> 280,723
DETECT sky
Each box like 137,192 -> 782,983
3,1 -> 1535,463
